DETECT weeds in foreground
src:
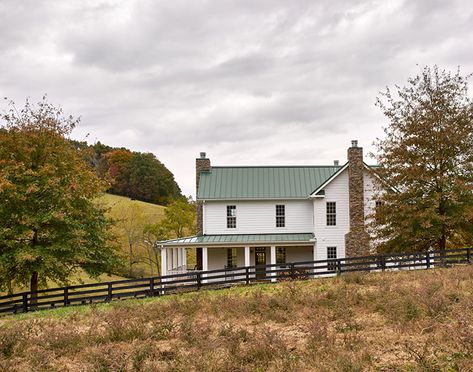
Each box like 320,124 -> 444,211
0,266 -> 473,371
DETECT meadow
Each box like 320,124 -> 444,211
1,265 -> 472,371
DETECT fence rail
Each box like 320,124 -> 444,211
0,247 -> 470,316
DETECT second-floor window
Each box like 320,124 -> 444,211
227,205 -> 236,228
276,204 -> 285,227
326,202 -> 336,226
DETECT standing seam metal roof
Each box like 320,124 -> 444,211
197,166 -> 343,200
159,233 -> 315,245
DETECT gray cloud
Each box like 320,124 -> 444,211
0,0 -> 472,196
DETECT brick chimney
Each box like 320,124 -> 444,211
345,140 -> 370,257
196,152 -> 211,236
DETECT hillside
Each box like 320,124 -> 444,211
1,266 -> 472,370
99,193 -> 167,278
99,193 -> 166,220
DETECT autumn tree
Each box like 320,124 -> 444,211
372,66 -> 473,253
0,98 -> 122,297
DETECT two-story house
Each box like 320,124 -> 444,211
158,140 -> 380,276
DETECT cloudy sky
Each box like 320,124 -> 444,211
1,0 -> 472,196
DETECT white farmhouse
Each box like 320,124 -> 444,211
159,140 -> 381,276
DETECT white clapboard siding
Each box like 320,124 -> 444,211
364,170 -> 378,221
204,200 -> 314,235
313,169 -> 350,260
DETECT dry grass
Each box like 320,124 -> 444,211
1,265 -> 473,371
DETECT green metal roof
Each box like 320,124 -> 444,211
159,233 -> 315,246
197,166 -> 343,200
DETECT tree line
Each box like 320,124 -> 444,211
71,140 -> 182,205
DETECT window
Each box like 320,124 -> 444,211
276,247 -> 286,264
327,246 -> 337,272
227,248 -> 237,268
326,202 -> 336,226
276,205 -> 285,227
227,205 -> 236,228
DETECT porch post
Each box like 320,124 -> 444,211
270,245 -> 276,282
182,248 -> 187,269
245,247 -> 251,276
167,247 -> 172,272
202,247 -> 208,283
244,246 -> 250,266
161,247 -> 167,278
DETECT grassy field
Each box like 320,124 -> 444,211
99,193 -> 166,221
1,265 -> 473,371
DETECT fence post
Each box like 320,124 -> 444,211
426,251 -> 430,269
336,259 -> 342,276
196,272 -> 202,290
64,287 -> 69,307
22,293 -> 28,313
290,263 -> 295,280
107,283 -> 113,302
245,267 -> 250,285
467,248 -> 471,264
380,255 -> 386,271
150,278 -> 155,296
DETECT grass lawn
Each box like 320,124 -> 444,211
98,193 -> 166,221
1,265 -> 473,370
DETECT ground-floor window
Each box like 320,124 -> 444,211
227,248 -> 237,268
327,246 -> 337,271
276,247 -> 286,264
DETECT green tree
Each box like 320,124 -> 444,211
0,98 -> 123,298
372,66 -> 473,253
160,198 -> 196,238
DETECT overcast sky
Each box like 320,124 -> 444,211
1,0 -> 472,197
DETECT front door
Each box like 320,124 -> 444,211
255,248 -> 267,279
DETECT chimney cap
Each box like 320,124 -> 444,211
351,140 -> 358,148
334,160 -> 339,166
199,152 -> 207,159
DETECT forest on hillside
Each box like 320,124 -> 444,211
72,140 -> 182,205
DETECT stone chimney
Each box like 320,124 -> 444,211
345,140 -> 370,257
196,152 -> 211,236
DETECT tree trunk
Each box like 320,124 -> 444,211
129,241 -> 133,276
147,246 -> 154,277
30,271 -> 39,307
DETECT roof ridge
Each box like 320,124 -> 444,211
209,165 -> 342,169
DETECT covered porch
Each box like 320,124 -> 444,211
158,233 -> 317,281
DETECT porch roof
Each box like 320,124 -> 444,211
158,233 -> 315,247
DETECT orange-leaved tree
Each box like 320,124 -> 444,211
0,97 -> 123,298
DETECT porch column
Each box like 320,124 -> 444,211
270,245 -> 276,282
245,247 -> 251,277
182,248 -> 187,269
161,247 -> 167,278
202,247 -> 208,283
167,247 -> 172,271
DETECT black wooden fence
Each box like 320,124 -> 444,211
0,247 -> 470,316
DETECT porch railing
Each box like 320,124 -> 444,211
0,247 -> 470,316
